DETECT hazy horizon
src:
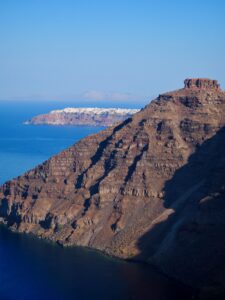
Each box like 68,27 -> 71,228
1,0 -> 225,103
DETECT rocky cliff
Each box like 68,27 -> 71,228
24,107 -> 140,126
1,78 -> 225,298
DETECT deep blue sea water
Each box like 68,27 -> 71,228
0,101 -> 192,300
0,100 -> 106,184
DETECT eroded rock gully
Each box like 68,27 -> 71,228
1,78 -> 225,298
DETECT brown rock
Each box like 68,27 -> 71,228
1,78 -> 225,297
184,78 -> 220,90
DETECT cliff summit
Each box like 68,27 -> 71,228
1,78 -> 225,298
184,78 -> 221,90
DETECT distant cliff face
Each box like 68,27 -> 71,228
1,78 -> 225,297
24,107 -> 140,126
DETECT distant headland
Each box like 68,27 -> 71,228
24,107 -> 140,126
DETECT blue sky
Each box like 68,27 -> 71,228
0,0 -> 225,103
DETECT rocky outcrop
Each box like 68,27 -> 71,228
184,78 -> 220,90
1,78 -> 225,298
24,107 -> 140,126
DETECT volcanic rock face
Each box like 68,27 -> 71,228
1,78 -> 225,296
184,78 -> 220,90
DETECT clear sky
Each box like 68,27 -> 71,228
0,0 -> 225,103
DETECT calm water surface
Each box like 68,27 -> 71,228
0,101 -> 192,300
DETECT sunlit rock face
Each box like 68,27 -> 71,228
184,78 -> 221,90
1,78 -> 225,297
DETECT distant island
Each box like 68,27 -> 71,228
24,107 -> 140,126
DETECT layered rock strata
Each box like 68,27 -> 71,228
1,78 -> 225,297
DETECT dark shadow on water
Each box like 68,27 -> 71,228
0,224 -> 193,300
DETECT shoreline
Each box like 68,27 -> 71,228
0,223 -> 196,298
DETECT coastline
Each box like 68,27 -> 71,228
0,223 -> 195,298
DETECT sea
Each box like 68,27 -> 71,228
0,100 -> 193,300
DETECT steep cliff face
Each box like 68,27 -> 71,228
1,78 -> 225,296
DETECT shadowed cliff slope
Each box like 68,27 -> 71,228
1,78 -> 225,297
135,126 -> 225,298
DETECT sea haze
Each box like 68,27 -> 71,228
0,101 -> 192,300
